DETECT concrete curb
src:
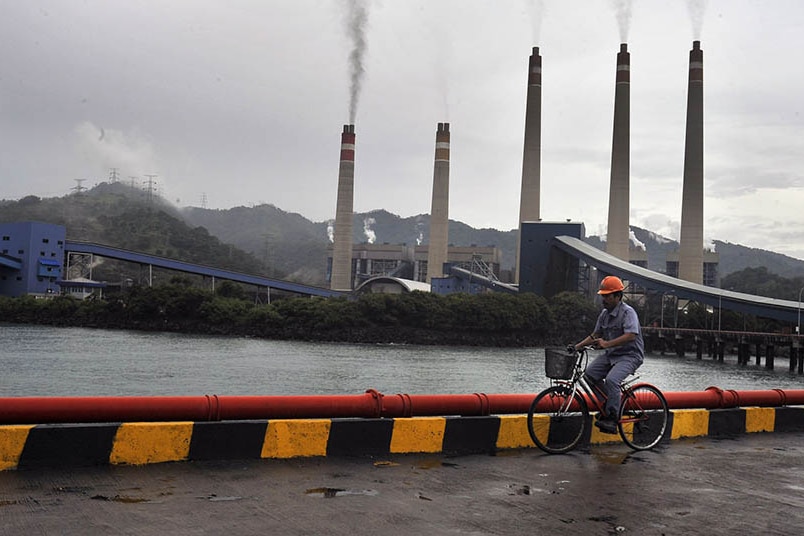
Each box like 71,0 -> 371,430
2,407 -> 804,470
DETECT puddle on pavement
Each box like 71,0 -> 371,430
193,494 -> 245,502
54,486 -> 93,494
415,459 -> 459,470
592,450 -> 645,465
91,494 -> 150,503
493,449 -> 522,458
507,484 -> 531,496
305,487 -> 378,498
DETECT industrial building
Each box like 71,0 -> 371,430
3,42 -> 721,301
0,221 -> 65,297
327,242 -> 503,294
666,250 -> 720,288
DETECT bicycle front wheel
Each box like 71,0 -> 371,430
618,384 -> 669,451
527,385 -> 588,454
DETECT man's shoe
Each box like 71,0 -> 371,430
594,418 -> 618,434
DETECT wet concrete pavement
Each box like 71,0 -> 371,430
2,433 -> 803,535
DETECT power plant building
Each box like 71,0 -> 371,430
327,243 -> 502,291
666,249 -> 720,288
0,221 -> 65,297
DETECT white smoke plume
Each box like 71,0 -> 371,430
426,3 -> 452,120
344,0 -> 369,124
74,121 -> 159,184
609,0 -> 632,43
327,220 -> 335,243
526,0 -> 545,44
629,229 -> 646,251
415,219 -> 425,246
363,217 -> 376,244
687,0 -> 708,40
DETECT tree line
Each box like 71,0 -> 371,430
0,283 -> 599,347
3,264 -> 798,346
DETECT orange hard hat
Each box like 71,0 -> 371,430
597,275 -> 625,295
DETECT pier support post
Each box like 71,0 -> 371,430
799,346 -> 804,375
738,341 -> 750,366
756,343 -> 762,366
675,335 -> 685,357
695,337 -> 703,359
766,344 -> 775,370
645,333 -> 657,354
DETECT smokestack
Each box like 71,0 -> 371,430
678,40 -> 704,284
515,46 -> 542,284
605,43 -> 631,261
427,122 -> 450,283
330,124 -> 356,291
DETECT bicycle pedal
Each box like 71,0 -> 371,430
594,419 -> 618,434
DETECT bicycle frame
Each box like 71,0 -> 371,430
528,346 -> 669,453
548,347 -> 616,415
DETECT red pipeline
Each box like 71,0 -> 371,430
1,388 -> 803,424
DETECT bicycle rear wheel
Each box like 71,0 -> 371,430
617,384 -> 669,451
527,385 -> 588,454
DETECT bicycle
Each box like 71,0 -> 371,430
527,346 -> 669,454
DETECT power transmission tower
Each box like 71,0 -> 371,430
71,179 -> 87,195
109,168 -> 120,183
143,174 -> 158,204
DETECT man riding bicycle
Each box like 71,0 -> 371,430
571,275 -> 645,434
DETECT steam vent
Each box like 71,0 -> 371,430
605,43 -> 631,261
515,46 -> 542,283
330,124 -> 356,291
678,41 -> 704,284
427,122 -> 450,282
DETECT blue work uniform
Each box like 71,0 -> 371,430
585,300 -> 644,417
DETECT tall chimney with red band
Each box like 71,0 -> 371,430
427,122 -> 450,282
678,41 -> 704,284
605,43 -> 631,261
331,124 -> 356,290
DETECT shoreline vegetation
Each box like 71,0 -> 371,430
0,284 -> 599,347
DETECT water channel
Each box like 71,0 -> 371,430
2,324 -> 803,398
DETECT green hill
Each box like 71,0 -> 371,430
3,182 -> 804,287
0,183 -> 275,283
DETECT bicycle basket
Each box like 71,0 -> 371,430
544,347 -> 577,379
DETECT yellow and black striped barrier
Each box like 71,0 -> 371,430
2,407 -> 804,471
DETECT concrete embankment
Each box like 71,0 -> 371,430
3,406 -> 804,471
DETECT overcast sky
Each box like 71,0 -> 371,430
2,1 -> 803,260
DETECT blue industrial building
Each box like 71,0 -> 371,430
0,222 -> 66,297
0,221 -> 342,299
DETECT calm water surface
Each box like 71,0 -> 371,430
2,324 -> 803,397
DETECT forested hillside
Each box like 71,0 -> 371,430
0,183 -> 275,283
3,182 -> 804,287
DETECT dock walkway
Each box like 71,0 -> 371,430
2,432 -> 803,535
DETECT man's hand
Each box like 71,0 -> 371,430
566,344 -> 576,353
